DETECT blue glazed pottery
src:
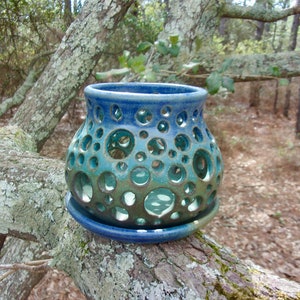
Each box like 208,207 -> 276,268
65,82 -> 224,243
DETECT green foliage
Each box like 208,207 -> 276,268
206,59 -> 235,95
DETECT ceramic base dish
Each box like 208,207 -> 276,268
65,192 -> 219,243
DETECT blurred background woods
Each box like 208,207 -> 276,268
1,0 -> 300,133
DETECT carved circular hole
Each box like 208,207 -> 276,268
81,135 -> 92,151
168,165 -> 186,184
89,156 -> 98,169
188,196 -> 202,212
67,152 -> 75,168
193,149 -> 213,181
139,130 -> 149,139
147,138 -> 166,155
107,129 -> 134,159
208,191 -> 216,206
176,111 -> 187,127
105,194 -> 113,205
98,172 -> 117,192
95,128 -> 104,139
206,128 -> 213,140
175,134 -> 190,151
74,172 -> 93,203
77,153 -> 84,165
161,105 -> 172,117
112,206 -> 129,221
170,212 -> 180,220
94,105 -> 104,123
181,197 -> 190,207
193,127 -> 203,142
168,150 -> 177,158
136,218 -> 146,226
157,120 -> 169,133
116,161 -> 128,172
135,151 -> 147,162
97,202 -> 106,212
111,104 -> 123,121
182,155 -> 189,164
136,108 -> 152,125
131,167 -> 150,186
93,142 -> 100,151
192,109 -> 199,121
122,191 -> 136,206
184,182 -> 196,195
144,188 -> 175,218
152,160 -> 164,172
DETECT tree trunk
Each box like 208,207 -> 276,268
1,126 -> 300,299
10,0 -> 135,151
289,0 -> 300,51
296,87 -> 300,138
283,78 -> 292,118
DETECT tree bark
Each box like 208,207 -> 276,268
221,3 -> 300,22
1,125 -> 300,299
10,0 -> 135,151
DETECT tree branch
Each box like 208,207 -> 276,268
221,4 -> 300,22
1,125 -> 300,299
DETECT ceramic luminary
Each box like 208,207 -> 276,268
65,82 -> 223,243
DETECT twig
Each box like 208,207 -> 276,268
0,259 -> 51,281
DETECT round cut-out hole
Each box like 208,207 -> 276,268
175,134 -> 190,151
122,191 -> 136,206
182,155 -> 189,164
147,138 -> 166,155
131,167 -> 150,186
152,160 -> 164,172
74,172 -> 93,203
95,128 -> 104,139
105,194 -> 113,205
206,128 -> 213,140
188,196 -> 202,212
136,218 -> 146,226
168,150 -> 177,158
181,197 -> 190,207
93,142 -> 100,151
89,156 -> 98,169
97,202 -> 106,212
144,188 -> 175,218
81,135 -> 92,151
170,212 -> 180,220
184,182 -> 196,195
193,127 -> 203,142
157,120 -> 169,133
136,108 -> 152,124
135,151 -> 146,162
116,161 -> 128,172
94,105 -> 104,123
161,105 -> 172,117
77,153 -> 84,165
98,172 -> 117,192
193,149 -> 213,181
168,165 -> 186,184
111,104 -> 123,121
112,207 -> 129,221
192,109 -> 199,121
139,130 -> 148,139
208,191 -> 216,206
176,111 -> 187,127
67,152 -> 75,168
107,129 -> 134,159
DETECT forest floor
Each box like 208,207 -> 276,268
2,80 -> 300,299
